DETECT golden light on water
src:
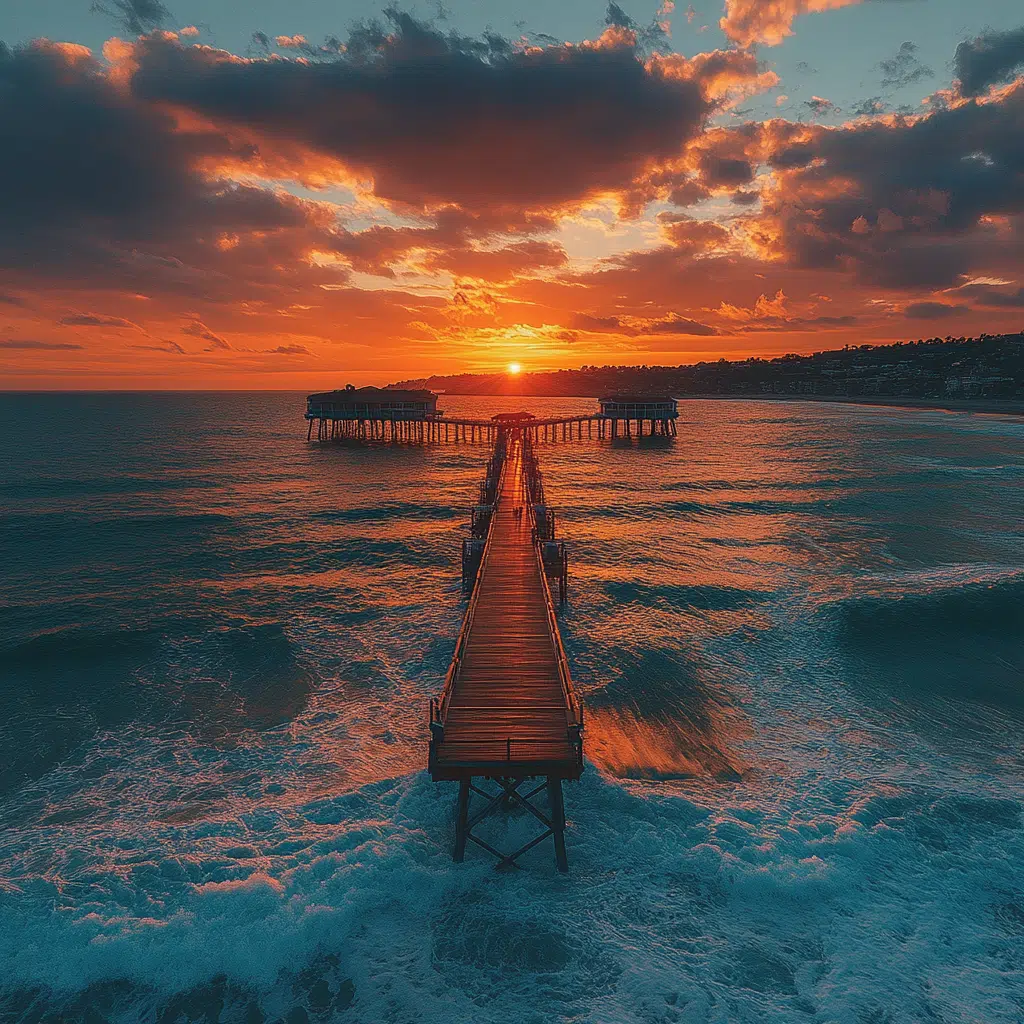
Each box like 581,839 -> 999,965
508,362 -> 522,375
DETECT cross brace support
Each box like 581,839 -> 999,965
452,775 -> 569,872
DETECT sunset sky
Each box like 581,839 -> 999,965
2,0 -> 1024,388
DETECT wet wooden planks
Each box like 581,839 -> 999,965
435,439 -> 576,773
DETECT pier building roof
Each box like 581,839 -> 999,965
307,386 -> 436,404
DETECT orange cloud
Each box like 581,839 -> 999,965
720,0 -> 864,48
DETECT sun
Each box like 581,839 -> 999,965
507,362 -> 522,375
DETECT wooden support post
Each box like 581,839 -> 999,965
454,778 -> 470,862
548,777 -> 568,873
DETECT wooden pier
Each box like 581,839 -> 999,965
429,429 -> 583,871
303,386 -> 679,867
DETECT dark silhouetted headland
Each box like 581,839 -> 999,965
392,333 -> 1024,411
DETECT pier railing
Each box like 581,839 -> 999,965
530,489 -> 582,738
432,447 -> 509,729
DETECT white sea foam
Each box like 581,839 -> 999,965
1,764 -> 1022,1022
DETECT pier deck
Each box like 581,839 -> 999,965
429,433 -> 583,870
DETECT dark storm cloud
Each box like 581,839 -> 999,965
127,11 -> 721,212
0,41 -> 324,278
767,142 -> 814,170
0,40 -> 208,247
756,74 -> 1024,288
954,26 -> 1024,97
697,154 -> 754,187
0,39 -> 358,310
904,301 -> 969,319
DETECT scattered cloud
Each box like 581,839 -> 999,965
948,283 -> 1024,308
1,339 -> 84,350
132,340 -> 186,353
89,0 -> 170,35
571,311 -> 718,336
879,42 -> 933,91
852,97 -> 886,117
804,95 -> 836,116
721,0 -> 872,48
181,319 -> 231,350
58,312 -> 141,329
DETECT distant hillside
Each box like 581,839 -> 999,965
391,333 -> 1024,401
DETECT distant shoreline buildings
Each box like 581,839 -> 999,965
390,333 -> 1024,405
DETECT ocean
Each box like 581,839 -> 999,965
0,392 -> 1022,1023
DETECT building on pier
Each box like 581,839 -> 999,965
598,394 -> 678,437
491,411 -> 536,423
306,385 -> 438,421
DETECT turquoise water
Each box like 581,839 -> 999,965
1,393 -> 1022,1022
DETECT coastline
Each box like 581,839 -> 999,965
423,391 -> 1024,417
678,394 -> 1024,417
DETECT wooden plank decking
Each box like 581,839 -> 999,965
430,437 -> 582,779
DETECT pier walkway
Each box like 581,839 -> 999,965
429,433 -> 583,871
